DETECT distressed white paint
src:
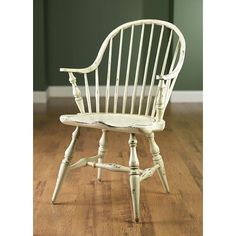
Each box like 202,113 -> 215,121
68,73 -> 85,113
105,39 -> 113,113
145,25 -> 164,116
95,69 -> 100,113
69,155 -> 99,170
138,24 -> 154,115
88,162 -> 130,173
130,24 -> 145,115
140,164 -> 160,182
84,73 -> 92,113
97,130 -> 107,181
52,127 -> 80,203
114,29 -> 123,113
52,19 -> 186,223
129,133 -> 140,222
122,25 -> 134,114
147,132 -> 170,192
60,19 -> 185,74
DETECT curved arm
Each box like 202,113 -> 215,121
156,71 -> 179,80
156,47 -> 185,81
60,26 -> 112,74
60,63 -> 99,74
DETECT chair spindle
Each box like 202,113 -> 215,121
122,25 -> 134,114
160,30 -> 173,76
95,69 -> 100,113
105,39 -> 113,113
151,29 -> 173,116
114,29 -> 124,113
130,24 -> 145,114
165,40 -> 180,107
84,73 -> 92,113
138,24 -> 154,115
145,25 -> 164,116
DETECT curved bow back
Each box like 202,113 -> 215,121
61,19 -> 186,119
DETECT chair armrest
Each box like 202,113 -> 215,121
60,25 -> 114,75
156,71 -> 179,80
60,36 -> 109,75
156,47 -> 185,81
60,65 -> 96,74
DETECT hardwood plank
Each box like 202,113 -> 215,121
34,99 -> 202,236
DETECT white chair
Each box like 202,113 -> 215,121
51,19 -> 186,222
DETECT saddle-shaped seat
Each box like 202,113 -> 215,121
60,113 -> 165,134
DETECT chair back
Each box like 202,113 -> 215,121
64,19 -> 186,120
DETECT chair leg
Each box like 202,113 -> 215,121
147,132 -> 170,193
97,130 -> 108,181
128,133 -> 140,222
51,127 -> 80,204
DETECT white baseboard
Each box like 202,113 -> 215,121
34,86 -> 203,103
33,90 -> 48,103
48,85 -> 150,97
170,90 -> 203,102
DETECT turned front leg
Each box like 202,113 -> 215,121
129,133 -> 140,222
97,130 -> 108,181
147,132 -> 169,193
51,127 -> 80,203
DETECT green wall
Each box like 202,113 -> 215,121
45,0 -> 143,86
173,0 -> 203,90
34,0 -> 202,90
143,0 -> 171,21
33,0 -> 47,90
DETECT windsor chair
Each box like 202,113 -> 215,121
51,19 -> 186,222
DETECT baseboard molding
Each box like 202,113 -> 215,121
170,90 -> 203,102
48,85 -> 150,97
33,90 -> 48,103
34,86 -> 203,103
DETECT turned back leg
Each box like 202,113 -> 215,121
147,132 -> 170,193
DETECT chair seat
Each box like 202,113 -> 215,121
60,113 -> 165,134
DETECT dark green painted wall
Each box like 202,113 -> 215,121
34,0 -> 47,90
34,0 -> 202,90
45,0 -> 143,86
173,0 -> 203,90
143,0 -> 170,21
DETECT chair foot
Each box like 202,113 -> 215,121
97,130 -> 108,181
157,160 -> 170,193
51,127 -> 80,203
130,174 -> 140,222
147,132 -> 170,193
51,159 -> 70,203
129,134 -> 141,222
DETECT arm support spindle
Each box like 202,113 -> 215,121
68,72 -> 85,113
154,79 -> 166,121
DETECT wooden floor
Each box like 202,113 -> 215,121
34,99 -> 202,236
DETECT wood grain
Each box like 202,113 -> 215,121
34,99 -> 202,236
